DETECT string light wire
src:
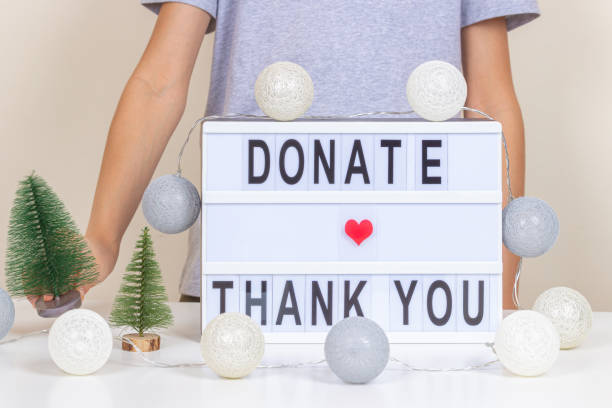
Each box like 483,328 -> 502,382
0,329 -> 48,346
179,108 -> 522,308
3,107 -> 525,372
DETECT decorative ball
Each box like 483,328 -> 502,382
324,316 -> 389,384
0,288 -> 15,341
502,196 -> 560,257
142,174 -> 201,234
494,310 -> 560,376
533,287 -> 592,349
48,309 -> 113,375
254,61 -> 314,121
406,60 -> 467,122
200,312 -> 265,379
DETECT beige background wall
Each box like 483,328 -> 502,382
1,1 -> 611,310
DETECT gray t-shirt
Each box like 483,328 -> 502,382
141,0 -> 540,297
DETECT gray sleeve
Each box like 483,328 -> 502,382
461,0 -> 540,31
141,0 -> 218,33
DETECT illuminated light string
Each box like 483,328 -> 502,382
177,107 -> 524,310
0,326 -> 498,371
118,327 -> 497,371
0,107 -> 520,373
122,339 -> 501,371
0,329 -> 48,345
119,330 -> 327,369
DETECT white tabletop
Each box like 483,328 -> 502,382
1,300 -> 609,408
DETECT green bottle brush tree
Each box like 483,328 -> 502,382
110,226 -> 173,352
5,172 -> 97,317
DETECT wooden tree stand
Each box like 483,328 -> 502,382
121,333 -> 160,352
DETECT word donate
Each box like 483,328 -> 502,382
246,136 -> 445,189
202,120 -> 503,343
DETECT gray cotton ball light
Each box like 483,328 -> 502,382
0,288 -> 15,340
142,174 -> 201,234
502,196 -> 559,257
324,316 -> 389,384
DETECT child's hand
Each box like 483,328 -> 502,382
78,236 -> 119,298
27,236 -> 119,308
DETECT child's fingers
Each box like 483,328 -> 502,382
27,294 -> 53,307
27,295 -> 39,307
77,286 -> 89,300
29,291 -> 88,309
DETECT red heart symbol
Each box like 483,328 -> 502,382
345,219 -> 373,246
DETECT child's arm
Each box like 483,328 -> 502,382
31,4 -> 211,305
461,17 -> 526,309
85,3 -> 211,291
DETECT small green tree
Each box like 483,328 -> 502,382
110,226 -> 173,336
5,172 -> 97,298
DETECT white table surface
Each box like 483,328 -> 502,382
1,299 -> 610,408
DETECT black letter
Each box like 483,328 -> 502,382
314,139 -> 335,184
422,139 -> 442,184
344,280 -> 366,317
246,280 -> 268,325
276,281 -> 302,325
427,280 -> 452,326
212,281 -> 233,314
463,280 -> 485,326
394,280 -> 418,325
279,139 -> 304,185
248,140 -> 270,184
312,281 -> 333,325
344,140 -> 370,184
381,139 -> 401,184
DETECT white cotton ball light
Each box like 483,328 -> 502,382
494,310 -> 560,377
254,61 -> 314,121
200,312 -> 265,379
48,309 -> 113,375
406,60 -> 467,121
533,287 -> 592,349
142,174 -> 201,234
502,196 -> 560,257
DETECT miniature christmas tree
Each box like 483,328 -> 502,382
5,172 -> 97,317
110,226 -> 173,352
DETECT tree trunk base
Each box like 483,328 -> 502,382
121,333 -> 160,352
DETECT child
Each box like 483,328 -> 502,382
36,1 -> 539,310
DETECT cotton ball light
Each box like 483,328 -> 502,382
324,316 -> 389,384
254,61 -> 314,121
200,312 -> 264,379
142,174 -> 201,234
494,310 -> 559,376
533,287 -> 592,349
0,288 -> 15,341
48,309 -> 113,375
406,60 -> 467,121
502,196 -> 559,257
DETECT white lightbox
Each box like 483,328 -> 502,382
201,119 -> 503,344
